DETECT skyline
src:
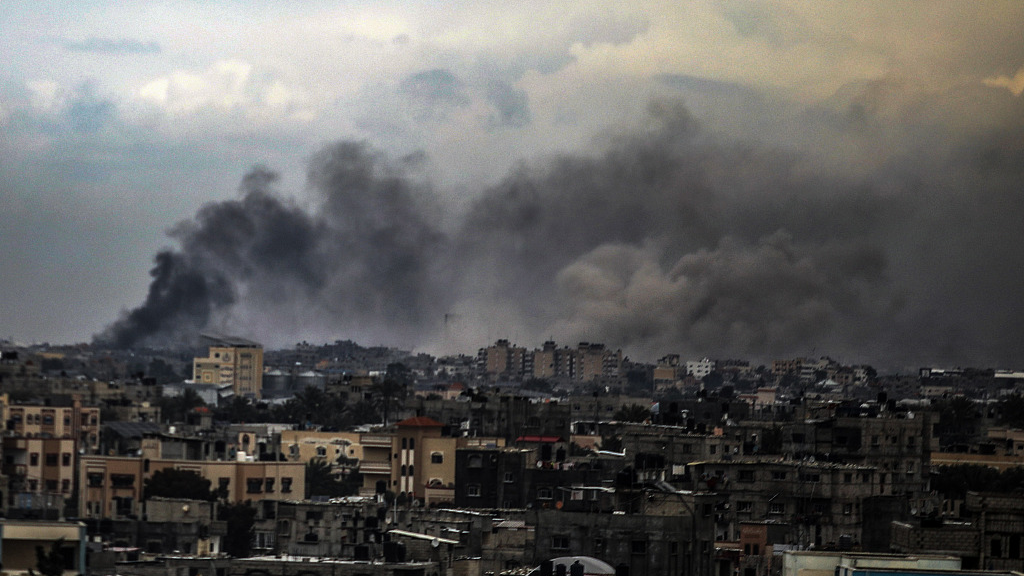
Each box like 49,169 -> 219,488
2,2 -> 1024,369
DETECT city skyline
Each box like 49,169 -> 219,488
2,2 -> 1024,369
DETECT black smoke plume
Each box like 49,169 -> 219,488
96,92 -> 1024,368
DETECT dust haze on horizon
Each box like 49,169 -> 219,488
94,92 -> 1024,371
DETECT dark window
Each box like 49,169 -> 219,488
45,453 -> 58,467
552,535 -> 569,550
468,454 -> 483,468
30,453 -> 38,466
87,473 -> 104,487
265,478 -> 275,492
632,540 -> 647,554
409,438 -> 415,450
738,470 -> 755,482
467,484 -> 481,497
281,477 -> 293,493
431,452 -> 443,464
111,474 -> 135,488
61,452 -> 71,466
247,478 -> 263,493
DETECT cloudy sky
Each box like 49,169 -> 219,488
2,2 -> 1024,369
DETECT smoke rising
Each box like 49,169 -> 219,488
95,90 -> 1024,368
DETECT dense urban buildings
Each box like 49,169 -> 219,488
2,336 -> 1024,576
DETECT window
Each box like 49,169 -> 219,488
409,438 -> 415,450
218,478 -> 230,493
537,486 -> 553,500
467,484 -> 481,497
111,474 -> 135,488
632,540 -> 648,554
281,477 -> 293,493
30,453 -> 39,466
431,452 -> 444,464
504,472 -> 515,483
316,446 -> 327,457
738,470 -> 755,482
709,445 -> 717,455
772,471 -> 787,480
45,453 -> 58,467
843,503 -> 853,515
737,501 -> 752,512
402,438 -> 407,449
62,479 -> 70,493
247,478 -> 263,493
87,473 -> 104,487
265,478 -> 275,493
46,479 -> 58,491
42,415 -> 54,425
769,502 -> 785,515
551,535 -> 570,550
468,454 -> 483,468
844,473 -> 853,483
61,452 -> 71,466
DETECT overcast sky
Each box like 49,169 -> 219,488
2,2 -> 1024,369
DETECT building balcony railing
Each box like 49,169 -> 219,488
360,435 -> 392,447
358,461 -> 391,475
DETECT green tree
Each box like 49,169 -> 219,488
305,459 -> 359,498
373,365 -> 410,426
999,394 -> 1024,428
613,403 -> 651,423
144,468 -> 214,501
32,539 -> 68,576
157,388 -> 206,424
219,502 -> 257,558
522,378 -> 553,393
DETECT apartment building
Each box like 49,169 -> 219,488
192,334 -> 264,398
78,455 -> 305,519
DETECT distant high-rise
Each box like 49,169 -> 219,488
192,334 -> 264,399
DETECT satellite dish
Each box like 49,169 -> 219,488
431,538 -> 440,548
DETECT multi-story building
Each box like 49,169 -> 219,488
687,358 -> 716,380
477,340 -> 531,381
685,457 -> 880,547
192,334 -> 264,398
3,397 -> 101,453
78,455 -> 306,519
2,436 -> 77,515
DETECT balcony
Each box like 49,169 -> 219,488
358,461 -> 391,475
360,435 -> 392,448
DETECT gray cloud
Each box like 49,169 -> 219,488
95,87 -> 1024,368
399,69 -> 470,119
484,80 -> 531,128
64,37 -> 161,54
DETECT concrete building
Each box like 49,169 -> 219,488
78,455 -> 306,519
192,334 -> 264,399
687,358 -> 716,380
2,436 -> 77,517
0,519 -> 87,576
3,396 -> 101,453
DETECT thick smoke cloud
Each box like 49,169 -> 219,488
96,91 -> 1024,369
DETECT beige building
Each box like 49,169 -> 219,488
2,437 -> 77,502
280,429 -> 364,463
192,334 -> 264,398
0,520 -> 87,576
79,455 -> 306,519
3,396 -> 101,453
